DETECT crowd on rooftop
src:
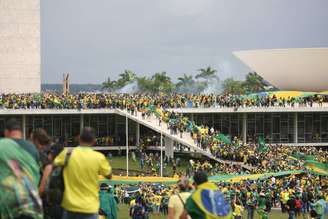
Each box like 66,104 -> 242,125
0,92 -> 327,110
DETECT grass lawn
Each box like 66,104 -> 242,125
109,157 -> 304,219
116,204 -> 294,219
109,156 -> 187,176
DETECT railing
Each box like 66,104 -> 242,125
116,108 -> 255,170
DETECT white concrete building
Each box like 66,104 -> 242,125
0,0 -> 40,93
234,48 -> 328,92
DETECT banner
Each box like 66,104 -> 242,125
304,160 -> 328,176
215,134 -> 232,145
208,170 -> 303,183
99,175 -> 178,185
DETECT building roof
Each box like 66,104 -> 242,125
234,48 -> 328,92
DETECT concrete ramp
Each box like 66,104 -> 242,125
115,109 -> 254,171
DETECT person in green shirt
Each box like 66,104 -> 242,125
0,138 -> 42,219
99,183 -> 118,219
257,192 -> 269,219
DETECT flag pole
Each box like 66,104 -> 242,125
160,131 -> 163,177
126,115 -> 129,176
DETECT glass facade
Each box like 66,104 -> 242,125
0,116 -> 22,137
26,115 -> 81,146
246,113 -> 295,143
297,113 -> 328,143
0,112 -> 327,145
192,113 -> 243,139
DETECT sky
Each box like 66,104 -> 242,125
41,0 -> 328,84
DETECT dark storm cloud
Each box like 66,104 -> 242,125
41,0 -> 328,83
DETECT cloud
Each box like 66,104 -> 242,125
41,0 -> 328,84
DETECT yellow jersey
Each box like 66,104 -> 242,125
54,146 -> 111,213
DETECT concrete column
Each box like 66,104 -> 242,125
294,112 -> 298,144
22,115 -> 26,139
136,122 -> 140,147
80,114 -> 84,133
164,136 -> 174,159
242,113 -> 247,144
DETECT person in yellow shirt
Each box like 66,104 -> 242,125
154,194 -> 162,216
233,200 -> 244,219
54,127 -> 112,219
168,177 -> 191,219
130,198 -> 136,207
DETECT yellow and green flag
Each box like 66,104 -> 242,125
258,136 -> 267,152
215,134 -> 231,145
304,160 -> 328,176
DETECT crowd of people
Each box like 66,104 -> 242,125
0,92 -> 327,110
1,117 -> 328,219
136,105 -> 328,175
1,93 -> 328,219
112,171 -> 328,219
0,119 -> 112,219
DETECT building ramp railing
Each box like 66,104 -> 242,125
115,109 -> 254,171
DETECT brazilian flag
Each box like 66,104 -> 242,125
290,152 -> 316,161
185,182 -> 232,219
304,160 -> 328,176
215,134 -> 231,145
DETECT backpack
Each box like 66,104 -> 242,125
295,199 -> 302,209
46,149 -> 72,205
131,205 -> 145,217
315,200 -> 325,215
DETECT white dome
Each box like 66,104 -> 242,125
234,48 -> 328,92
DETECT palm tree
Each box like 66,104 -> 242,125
243,72 -> 265,93
102,77 -> 117,91
176,74 -> 194,87
175,74 -> 196,93
119,70 -> 136,82
151,72 -> 174,93
222,78 -> 245,95
195,66 -> 218,80
116,70 -> 137,89
136,76 -> 153,93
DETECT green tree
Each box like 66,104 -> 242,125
195,66 -> 220,93
136,72 -> 174,93
176,74 -> 195,93
115,70 -> 137,89
222,78 -> 245,95
136,76 -> 153,93
151,72 -> 174,93
195,66 -> 218,80
102,77 -> 117,91
243,72 -> 265,93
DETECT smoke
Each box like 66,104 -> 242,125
118,81 -> 139,93
202,77 -> 222,94
176,83 -> 198,94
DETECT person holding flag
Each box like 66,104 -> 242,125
180,171 -> 232,219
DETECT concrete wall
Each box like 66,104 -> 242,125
0,0 -> 40,93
